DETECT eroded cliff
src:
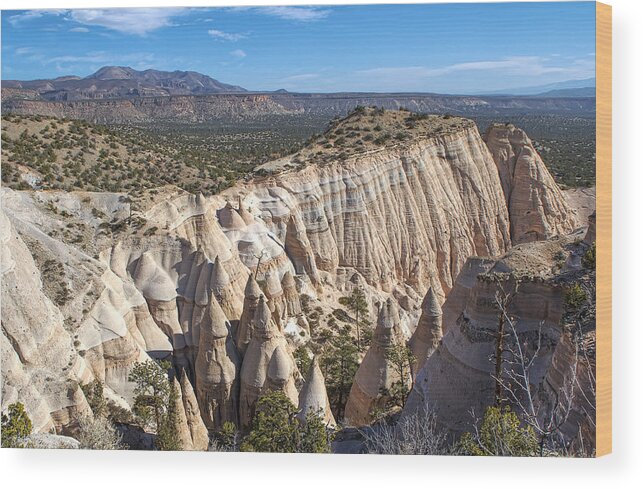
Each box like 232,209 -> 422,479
1,109 -> 583,444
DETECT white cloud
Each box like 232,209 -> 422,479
208,29 -> 245,41
230,49 -> 246,59
42,51 -> 157,70
15,47 -> 35,55
356,56 -> 593,81
281,73 -> 319,82
255,7 -> 330,22
70,8 -> 188,36
7,10 -> 66,26
47,52 -> 111,64
6,8 -> 189,36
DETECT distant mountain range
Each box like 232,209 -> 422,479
1,67 -> 596,123
481,78 -> 596,97
2,67 -> 597,102
2,66 -> 247,101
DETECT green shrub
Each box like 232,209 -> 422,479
582,242 -> 596,269
458,406 -> 538,456
565,283 -> 587,310
1,402 -> 33,448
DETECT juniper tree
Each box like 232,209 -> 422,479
1,402 -> 33,448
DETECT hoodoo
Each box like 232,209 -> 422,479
236,274 -> 263,356
169,377 -> 196,450
237,196 -> 255,225
345,299 -> 409,426
210,255 -> 240,319
195,292 -> 240,429
0,105 -> 595,453
179,370 -> 210,450
297,356 -> 336,428
281,270 -> 301,317
408,287 -> 443,377
239,296 -> 299,428
484,123 -> 579,243
218,201 -> 247,230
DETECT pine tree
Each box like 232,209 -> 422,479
214,421 -> 239,451
128,360 -> 171,430
299,409 -> 333,453
384,343 -> 415,407
339,287 -> 369,350
240,392 -> 333,453
321,325 -> 360,420
240,391 -> 299,453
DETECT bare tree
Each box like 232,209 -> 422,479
77,413 -> 123,450
492,311 -> 578,455
361,407 -> 448,455
253,248 -> 268,279
491,279 -> 519,406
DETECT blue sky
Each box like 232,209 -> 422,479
1,3 -> 596,93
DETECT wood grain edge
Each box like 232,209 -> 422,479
595,1 -> 612,457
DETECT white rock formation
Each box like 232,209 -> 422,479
297,357 -> 336,428
485,123 -> 579,243
344,299 -> 409,426
195,292 -> 240,429
238,296 -> 299,428
408,286 -> 443,377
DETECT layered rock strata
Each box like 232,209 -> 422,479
2,112 -> 581,439
238,122 -> 512,294
404,233 -> 596,449
485,124 -> 579,243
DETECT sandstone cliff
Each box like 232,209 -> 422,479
235,118 -> 512,295
1,109 -> 583,444
404,231 -> 596,450
484,123 -> 579,243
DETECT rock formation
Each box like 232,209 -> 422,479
297,357 -> 336,428
195,292 -> 240,430
344,299 -> 409,426
236,274 -> 263,357
584,210 -> 596,244
179,371 -> 210,450
408,287 -> 443,377
404,231 -> 595,449
239,296 -> 299,428
484,123 -> 579,243
168,375 -> 209,451
169,377 -> 195,450
281,271 -> 301,317
240,121 -> 512,294
1,109 -> 590,447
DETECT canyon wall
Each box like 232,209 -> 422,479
485,124 -> 580,243
404,230 -> 596,450
1,117 -> 580,439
